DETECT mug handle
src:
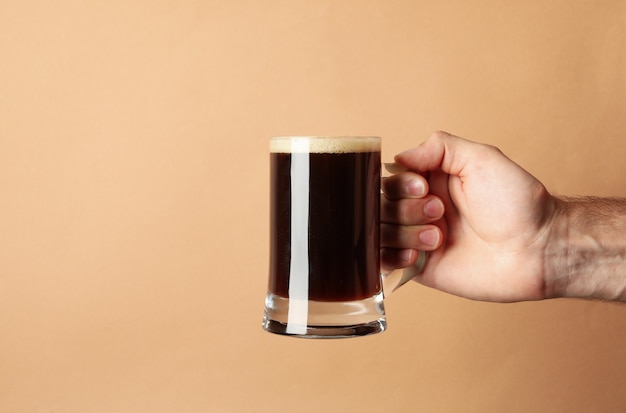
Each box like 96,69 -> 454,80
382,250 -> 428,295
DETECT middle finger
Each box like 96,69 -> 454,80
382,196 -> 444,225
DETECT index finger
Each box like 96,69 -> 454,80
394,131 -> 475,175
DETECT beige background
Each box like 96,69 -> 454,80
1,1 -> 625,412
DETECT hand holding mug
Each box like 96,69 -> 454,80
381,131 -> 555,302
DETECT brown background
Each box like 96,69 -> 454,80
1,1 -> 625,412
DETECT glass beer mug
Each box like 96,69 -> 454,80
262,136 -> 426,338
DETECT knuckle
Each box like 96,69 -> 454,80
430,130 -> 450,141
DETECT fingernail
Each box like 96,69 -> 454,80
400,248 -> 415,265
384,163 -> 408,174
419,228 -> 440,247
424,198 -> 444,218
406,179 -> 425,196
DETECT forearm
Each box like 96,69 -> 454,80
546,196 -> 626,302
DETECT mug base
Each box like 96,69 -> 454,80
262,292 -> 386,339
263,318 -> 386,338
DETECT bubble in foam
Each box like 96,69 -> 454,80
270,136 -> 380,153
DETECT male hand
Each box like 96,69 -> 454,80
381,131 -> 556,302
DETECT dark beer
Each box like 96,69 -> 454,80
269,138 -> 381,302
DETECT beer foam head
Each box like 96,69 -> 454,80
270,136 -> 381,153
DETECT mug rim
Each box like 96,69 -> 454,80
269,136 -> 381,153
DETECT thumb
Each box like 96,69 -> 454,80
394,131 -> 482,177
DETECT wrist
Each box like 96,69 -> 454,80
542,197 -> 574,299
544,196 -> 626,301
